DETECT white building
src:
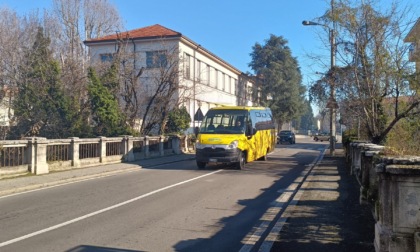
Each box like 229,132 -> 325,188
84,24 -> 261,132
0,86 -> 14,139
405,18 -> 420,78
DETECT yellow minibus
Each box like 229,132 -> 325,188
195,106 -> 276,169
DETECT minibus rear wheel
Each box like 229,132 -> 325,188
197,161 -> 206,169
261,153 -> 268,161
259,150 -> 268,161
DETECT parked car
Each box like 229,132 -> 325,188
277,130 -> 296,144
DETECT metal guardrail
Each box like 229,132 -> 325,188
0,144 -> 27,167
47,144 -> 70,162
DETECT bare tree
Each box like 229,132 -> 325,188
311,0 -> 419,144
83,0 -> 123,40
101,36 -> 143,131
139,45 -> 191,135
0,8 -> 50,138
0,2 -> 125,138
51,0 -> 124,114
93,37 -> 195,136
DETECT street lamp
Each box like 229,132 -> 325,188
303,20 -> 337,156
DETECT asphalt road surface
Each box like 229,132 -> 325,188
0,136 -> 328,252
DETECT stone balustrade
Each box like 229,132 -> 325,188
346,142 -> 420,252
0,135 -> 193,177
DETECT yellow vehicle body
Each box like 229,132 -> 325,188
195,106 -> 276,169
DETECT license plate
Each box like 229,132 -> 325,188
209,158 -> 217,162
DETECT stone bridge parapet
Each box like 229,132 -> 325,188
346,142 -> 420,252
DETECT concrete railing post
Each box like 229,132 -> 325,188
25,137 -> 49,175
98,137 -> 106,163
350,143 -> 357,175
375,165 -> 393,252
172,136 -> 181,154
352,143 -> 362,176
25,137 -> 35,173
360,151 -> 372,204
144,136 -> 150,157
159,135 -> 164,156
359,144 -> 383,204
69,137 -> 81,168
184,136 -> 188,152
349,142 -> 354,161
123,136 -> 134,162
35,137 -> 49,174
374,156 -> 420,252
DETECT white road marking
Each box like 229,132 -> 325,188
240,147 -> 326,252
0,169 -> 139,200
258,149 -> 326,251
0,170 -> 222,248
238,175 -> 306,252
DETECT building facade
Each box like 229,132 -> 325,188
84,24 -> 261,132
405,18 -> 420,78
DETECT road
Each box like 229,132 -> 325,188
0,136 -> 328,252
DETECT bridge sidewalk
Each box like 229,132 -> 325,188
0,153 -> 196,197
269,144 -> 376,252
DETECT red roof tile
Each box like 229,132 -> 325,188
86,24 -> 181,43
84,24 -> 243,74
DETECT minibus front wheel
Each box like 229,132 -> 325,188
236,152 -> 246,170
197,161 -> 206,169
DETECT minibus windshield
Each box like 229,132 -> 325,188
199,109 -> 248,134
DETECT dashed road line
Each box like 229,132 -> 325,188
240,147 -> 326,252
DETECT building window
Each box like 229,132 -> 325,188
184,53 -> 191,79
222,73 -> 226,91
205,64 -> 210,85
196,60 -> 201,82
146,50 -> 167,68
218,71 -> 223,90
215,69 -> 219,88
100,53 -> 114,62
211,67 -> 216,87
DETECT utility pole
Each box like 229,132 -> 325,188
329,0 -> 337,156
303,0 -> 337,156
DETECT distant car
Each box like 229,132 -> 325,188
313,133 -> 336,142
277,130 -> 296,144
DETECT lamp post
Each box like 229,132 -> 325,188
302,20 -> 337,156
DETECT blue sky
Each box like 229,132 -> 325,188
1,0 -> 330,74
1,0 -> 419,114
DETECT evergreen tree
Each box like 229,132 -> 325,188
249,35 -> 306,129
299,100 -> 315,131
87,67 -> 128,136
165,106 -> 191,134
11,27 -> 77,139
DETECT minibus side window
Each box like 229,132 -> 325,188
248,110 -> 257,135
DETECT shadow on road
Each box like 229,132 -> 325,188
66,245 -> 144,252
172,146 -> 319,251
173,142 -> 375,252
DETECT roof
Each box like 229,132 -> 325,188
404,18 -> 420,42
209,106 -> 268,111
84,24 -> 243,74
85,24 -> 182,43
